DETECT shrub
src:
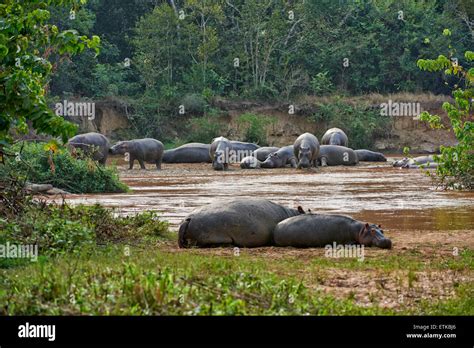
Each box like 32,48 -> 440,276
311,100 -> 389,149
186,117 -> 223,144
0,178 -> 170,266
181,93 -> 207,115
311,72 -> 335,96
237,113 -> 275,145
0,142 -> 128,194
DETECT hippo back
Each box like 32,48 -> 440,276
179,198 -> 301,248
321,128 -> 348,147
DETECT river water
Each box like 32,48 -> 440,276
56,157 -> 474,235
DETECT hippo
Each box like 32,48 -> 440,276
110,138 -> 164,170
254,146 -> 280,161
162,143 -> 211,163
321,128 -> 349,147
273,214 -> 392,249
260,146 -> 297,168
354,149 -> 387,162
392,155 -> 435,168
294,133 -> 320,169
318,145 -> 358,166
230,141 -> 260,161
67,132 -> 110,165
402,162 -> 439,169
240,156 -> 261,169
178,198 -> 305,248
209,136 -> 233,170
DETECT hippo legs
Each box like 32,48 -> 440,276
156,158 -> 162,170
289,158 -> 297,168
138,159 -> 146,170
320,157 -> 328,167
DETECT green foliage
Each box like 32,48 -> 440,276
186,118 -> 223,144
0,142 -> 128,193
312,100 -> 389,149
0,200 -> 170,266
0,0 -> 100,143
181,94 -> 208,115
237,113 -> 275,145
416,31 -> 473,190
311,72 -> 335,96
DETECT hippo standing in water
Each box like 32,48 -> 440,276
110,138 -> 164,170
210,136 -> 233,170
321,128 -> 349,147
294,133 -> 320,169
354,149 -> 387,162
67,132 -> 110,165
230,141 -> 260,161
261,146 -> 297,168
318,145 -> 358,166
273,214 -> 392,249
178,198 -> 305,248
254,147 -> 280,161
163,143 -> 211,163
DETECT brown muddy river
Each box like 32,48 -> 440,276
56,156 -> 474,235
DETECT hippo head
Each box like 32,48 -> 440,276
261,152 -> 282,168
212,151 -> 226,170
297,146 -> 312,169
357,223 -> 392,249
110,141 -> 131,155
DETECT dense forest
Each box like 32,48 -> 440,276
47,0 -> 473,140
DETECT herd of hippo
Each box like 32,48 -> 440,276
65,128 -> 441,251
67,128 -> 436,171
67,128 -> 391,171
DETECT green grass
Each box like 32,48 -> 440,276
1,242 -> 472,315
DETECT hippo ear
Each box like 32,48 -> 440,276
297,206 -> 305,214
378,224 -> 382,228
365,223 -> 369,229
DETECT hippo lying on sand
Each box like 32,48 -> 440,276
354,149 -> 387,162
178,198 -> 305,248
110,138 -> 164,170
273,214 -> 392,249
261,146 -> 297,168
240,156 -> 261,169
294,133 -> 320,169
321,128 -> 348,147
318,145 -> 358,166
392,155 -> 436,168
254,147 -> 280,161
210,136 -> 233,170
68,132 -> 110,165
162,143 -> 211,163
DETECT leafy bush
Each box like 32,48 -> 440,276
0,180 -> 170,266
416,31 -> 473,190
311,100 -> 389,149
311,72 -> 334,96
0,142 -> 128,194
186,118 -> 223,144
181,93 -> 207,115
237,113 -> 275,145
